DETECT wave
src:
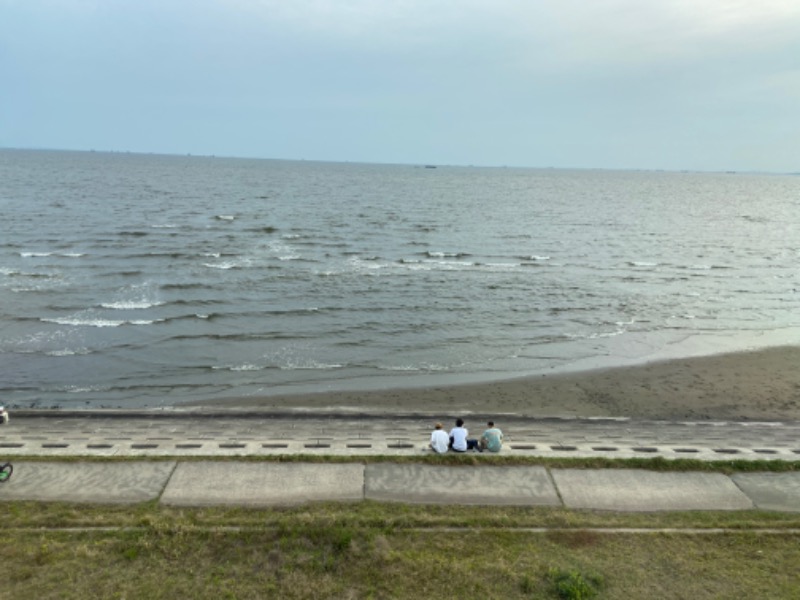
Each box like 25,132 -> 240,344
424,251 -> 471,258
45,348 -> 92,356
19,251 -> 88,259
211,361 -> 343,372
100,300 -> 166,310
4,270 -> 58,279
627,261 -> 660,267
518,255 -> 552,261
203,262 -> 242,270
685,264 -> 733,270
95,270 -> 145,278
160,282 -> 210,290
41,317 -> 165,327
215,215 -> 235,221
212,363 -> 269,372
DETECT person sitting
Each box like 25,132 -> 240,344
479,421 -> 504,453
449,418 -> 479,452
429,422 -> 450,454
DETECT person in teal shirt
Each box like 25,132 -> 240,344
479,421 -> 503,453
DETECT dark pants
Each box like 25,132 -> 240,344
450,438 -> 479,451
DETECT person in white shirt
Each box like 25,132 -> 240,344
449,418 -> 477,452
429,422 -> 450,453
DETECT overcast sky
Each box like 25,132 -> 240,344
2,0 -> 799,171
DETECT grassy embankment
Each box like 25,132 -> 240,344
3,494 -> 800,598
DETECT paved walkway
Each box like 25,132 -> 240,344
0,410 -> 798,512
2,409 -> 799,460
1,460 -> 798,512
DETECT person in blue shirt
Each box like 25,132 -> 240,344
479,421 -> 504,453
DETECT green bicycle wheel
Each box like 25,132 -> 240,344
0,462 -> 12,482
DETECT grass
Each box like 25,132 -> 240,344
2,455 -> 799,597
2,501 -> 800,599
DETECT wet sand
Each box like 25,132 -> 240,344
200,346 -> 800,421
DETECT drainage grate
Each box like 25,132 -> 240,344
219,443 -> 246,449
753,449 -> 778,454
304,443 -> 331,448
510,445 -> 538,450
674,448 -> 699,453
551,445 -> 577,451
592,446 -> 618,452
42,443 -> 69,448
176,444 -> 202,449
632,447 -> 658,453
262,443 -> 289,448
713,449 -> 740,454
387,443 -> 414,449
131,444 -> 158,449
87,444 -> 113,449
346,443 -> 372,448
0,442 -> 23,448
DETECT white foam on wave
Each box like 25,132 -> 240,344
19,251 -> 87,259
380,363 -> 449,372
216,215 -> 235,221
227,364 -> 263,371
62,385 -> 109,393
566,328 -> 627,341
45,348 -> 91,356
42,317 -> 164,327
628,261 -> 659,267
281,362 -> 343,370
426,251 -> 470,258
101,300 -> 165,309
523,255 -> 551,261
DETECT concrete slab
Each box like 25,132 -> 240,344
364,464 -> 561,506
732,472 -> 800,513
0,461 -> 175,504
159,462 -> 365,507
551,469 -> 753,512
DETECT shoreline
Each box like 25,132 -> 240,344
187,345 -> 800,421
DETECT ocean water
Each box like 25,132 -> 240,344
2,149 -> 799,409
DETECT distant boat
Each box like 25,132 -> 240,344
424,165 -> 437,169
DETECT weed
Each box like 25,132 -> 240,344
547,567 -> 604,599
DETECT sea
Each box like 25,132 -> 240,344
2,149 -> 800,409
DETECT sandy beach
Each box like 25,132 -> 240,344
202,346 -> 800,421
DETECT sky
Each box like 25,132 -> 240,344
2,0 -> 799,171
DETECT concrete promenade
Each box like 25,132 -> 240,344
1,410 -> 799,512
